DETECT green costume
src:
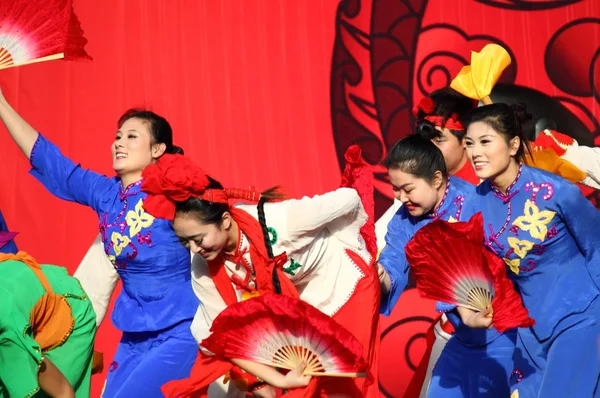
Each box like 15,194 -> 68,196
0,258 -> 96,397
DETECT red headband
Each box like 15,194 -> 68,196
424,114 -> 465,131
141,154 -> 260,220
413,96 -> 467,131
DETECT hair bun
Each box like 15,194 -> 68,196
169,145 -> 184,155
510,103 -> 533,126
415,119 -> 439,140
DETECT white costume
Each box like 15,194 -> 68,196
191,187 -> 370,342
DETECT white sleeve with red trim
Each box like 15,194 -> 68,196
419,315 -> 453,397
562,144 -> 600,189
275,189 -> 369,316
189,253 -> 228,344
73,234 -> 119,326
375,198 -> 403,255
285,187 -> 367,249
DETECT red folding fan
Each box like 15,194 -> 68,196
0,0 -> 90,70
405,213 -> 535,332
201,294 -> 369,378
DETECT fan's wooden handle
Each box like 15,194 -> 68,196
302,372 -> 367,378
485,305 -> 494,319
0,53 -> 65,70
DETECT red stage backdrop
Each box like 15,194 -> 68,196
0,1 -> 598,397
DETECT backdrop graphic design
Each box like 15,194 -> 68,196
330,0 -> 599,396
0,1 -> 597,397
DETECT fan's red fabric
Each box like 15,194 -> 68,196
405,213 -> 535,332
0,0 -> 90,62
340,145 -> 377,258
202,294 -> 368,374
63,2 -> 90,60
405,214 -> 492,305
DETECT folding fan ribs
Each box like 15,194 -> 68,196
202,294 -> 369,378
0,0 -> 90,70
405,213 -> 535,333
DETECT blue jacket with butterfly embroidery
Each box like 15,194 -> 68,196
29,134 -> 198,332
462,164 -> 600,340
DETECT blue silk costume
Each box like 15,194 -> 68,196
378,176 -> 516,397
463,164 -> 600,397
0,210 -> 18,254
29,134 -> 199,398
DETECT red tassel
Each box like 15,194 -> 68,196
340,145 -> 377,257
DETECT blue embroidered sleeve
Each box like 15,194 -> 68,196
0,210 -> 18,254
558,181 -> 600,289
378,210 -> 411,316
28,134 -> 115,213
435,301 -> 457,312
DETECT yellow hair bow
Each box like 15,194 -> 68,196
450,44 -> 511,105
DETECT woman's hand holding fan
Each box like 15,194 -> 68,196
457,306 -> 493,329
231,358 -> 312,390
282,361 -> 312,389
405,213 -> 535,332
201,293 -> 369,389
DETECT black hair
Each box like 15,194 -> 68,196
118,108 -> 184,155
175,176 -> 228,224
465,103 -> 533,163
257,197 -> 281,294
415,87 -> 477,142
175,178 -> 285,293
384,134 -> 448,181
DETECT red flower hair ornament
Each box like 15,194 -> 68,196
412,96 -> 436,117
412,96 -> 472,131
141,154 -> 260,220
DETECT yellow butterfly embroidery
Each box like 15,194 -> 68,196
512,200 -> 556,241
448,216 -> 458,223
111,232 -> 131,256
125,199 -> 155,237
511,390 -> 519,398
504,258 -> 520,275
507,237 -> 534,259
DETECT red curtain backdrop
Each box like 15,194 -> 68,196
0,1 -> 341,396
1,1 -> 599,397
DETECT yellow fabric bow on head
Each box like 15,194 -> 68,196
450,44 -> 511,105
